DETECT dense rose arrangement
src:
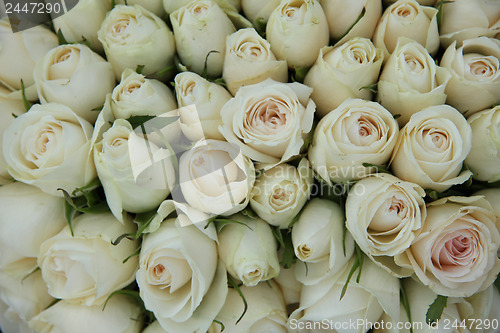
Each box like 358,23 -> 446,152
1,0 -> 500,333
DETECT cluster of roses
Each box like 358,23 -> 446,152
1,0 -> 500,332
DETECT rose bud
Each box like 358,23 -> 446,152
304,37 -> 383,117
98,5 -> 176,80
33,44 -> 115,123
266,0 -> 329,68
465,105 -> 500,182
373,0 -> 439,61
309,98 -> 399,184
223,28 -> 288,95
440,37 -> 500,116
170,0 -> 236,78
218,213 -> 280,286
116,0 -> 165,18
322,0 -> 382,45
163,0 -> 241,14
241,0 -> 280,25
0,97 -> 25,184
390,105 -> 472,192
377,38 -> 451,126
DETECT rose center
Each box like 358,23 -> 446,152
404,54 -> 425,73
422,129 -> 449,152
394,3 -> 418,19
464,54 -> 498,81
345,115 -> 381,146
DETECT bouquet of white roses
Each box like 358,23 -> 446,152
1,0 -> 500,332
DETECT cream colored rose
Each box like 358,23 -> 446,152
384,0 -> 436,5
0,97 -> 25,184
241,0 -> 280,25
220,79 -> 315,165
137,218 -> 227,333
309,98 -> 399,184
403,196 -> 500,297
175,71 -> 231,141
373,0 -> 439,60
0,268 -> 53,333
441,37 -> 500,116
98,5 -> 176,80
218,213 -> 280,286
273,263 -> 302,306
377,38 -> 451,126
439,0 -> 500,49
2,103 -> 96,196
116,0 -> 165,18
179,139 -> 255,216
266,0 -> 329,68
170,0 -> 236,78
322,0 -> 382,45
0,182 -> 66,272
289,258 -> 400,333
375,278 -> 498,333
28,295 -> 143,333
163,0 -> 241,14
475,189 -> 500,224
346,173 -> 425,277
38,213 -> 139,305
223,28 -> 288,95
250,158 -> 313,229
0,19 -> 58,101
390,105 -> 473,192
465,106 -> 500,182
304,38 -> 383,117
292,198 -> 355,286
111,69 -> 177,120
94,119 -> 176,222
33,44 -> 115,123
209,281 -> 288,333
51,0 -> 112,52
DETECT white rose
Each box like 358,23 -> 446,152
163,0 -> 241,14
33,43 -> 115,123
209,281 -> 288,333
179,139 -> 255,217
403,196 -> 500,297
0,182 -> 66,272
289,258 -> 400,333
440,37 -> 500,116
377,38 -> 451,126
304,38 -> 384,117
266,0 -> 329,68
439,0 -> 500,49
308,98 -> 399,184
38,213 -> 139,305
0,97 -> 25,184
223,28 -> 288,95
116,0 -> 165,18
322,0 -> 382,45
241,0 -> 280,25
292,198 -> 355,285
475,189 -> 500,223
0,268 -> 53,333
98,5 -> 176,80
345,173 -> 426,277
383,0 -> 436,5
465,105 -> 500,182
94,119 -> 176,222
390,105 -> 473,192
250,158 -> 313,228
28,295 -> 143,333
175,71 -> 231,141
111,68 -> 177,120
219,79 -> 315,165
137,218 -> 227,333
273,263 -> 302,306
373,0 -> 439,60
170,0 -> 236,78
218,213 -> 280,286
2,103 -> 96,196
51,0 -> 112,52
0,19 -> 58,101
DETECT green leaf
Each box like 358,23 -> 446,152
359,83 -> 378,94
337,7 -> 365,42
213,218 -> 253,233
136,64 -> 145,75
103,289 -> 144,312
292,66 -> 310,83
111,0 -> 116,8
111,232 -> 136,246
340,246 -> 364,300
426,295 -> 448,325
287,211 -> 302,230
303,120 -> 317,151
425,189 -> 441,201
362,162 -> 390,174
340,259 -> 360,301
201,50 -> 220,79
355,245 -> 364,283
126,115 -> 180,132
145,65 -> 176,80
342,222 -> 348,257
57,29 -> 68,45
77,37 -> 92,49
21,267 -> 40,284
241,207 -> 258,219
437,0 -> 455,27
255,17 -> 266,38
11,113 -> 18,119
212,77 -> 227,88
63,199 -> 77,237
393,114 -> 401,120
213,320 -> 225,332
400,282 -> 414,333
72,178 -> 101,197
20,79 -> 30,112
123,247 -> 141,264
279,230 -> 296,269
227,275 -> 248,325
272,227 -> 285,248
